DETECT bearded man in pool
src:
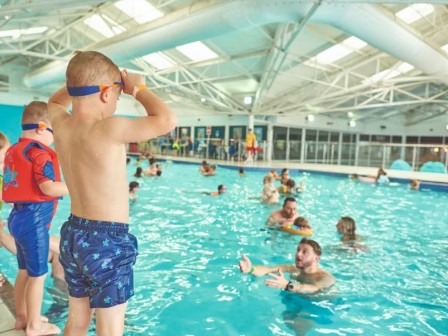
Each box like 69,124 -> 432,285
239,238 -> 335,294
266,197 -> 300,228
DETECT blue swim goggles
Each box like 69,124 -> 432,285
22,123 -> 53,134
67,82 -> 124,96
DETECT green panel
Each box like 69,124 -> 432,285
195,126 -> 206,139
229,125 -> 245,141
211,126 -> 225,139
254,125 -> 267,141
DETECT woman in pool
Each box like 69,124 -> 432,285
336,216 -> 367,252
336,216 -> 360,241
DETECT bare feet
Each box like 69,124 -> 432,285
25,322 -> 61,336
0,273 -> 5,287
15,316 -> 50,330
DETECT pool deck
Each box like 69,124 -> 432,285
1,156 -> 446,333
0,276 -> 23,335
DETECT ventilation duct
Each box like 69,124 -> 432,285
23,0 -> 448,87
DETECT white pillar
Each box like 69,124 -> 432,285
267,122 -> 273,161
247,114 -> 254,130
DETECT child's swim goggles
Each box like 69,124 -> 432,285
67,82 -> 124,96
22,122 -> 53,134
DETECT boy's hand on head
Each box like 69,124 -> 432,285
121,69 -> 145,96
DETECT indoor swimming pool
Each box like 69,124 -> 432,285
1,160 -> 447,335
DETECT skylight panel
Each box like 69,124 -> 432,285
176,41 -> 218,62
115,0 -> 163,24
0,26 -> 48,38
441,43 -> 448,53
363,62 -> 414,84
314,44 -> 352,65
395,3 -> 434,24
84,14 -> 125,38
343,36 -> 367,50
142,52 -> 175,70
308,36 -> 367,65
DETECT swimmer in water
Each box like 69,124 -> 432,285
203,184 -> 227,197
266,197 -> 300,227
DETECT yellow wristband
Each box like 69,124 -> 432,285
133,84 -> 147,98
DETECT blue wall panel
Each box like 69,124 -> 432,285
0,104 -> 24,144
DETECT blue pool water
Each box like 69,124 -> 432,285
1,161 -> 447,335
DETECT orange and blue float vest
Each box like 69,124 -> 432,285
2,138 -> 61,203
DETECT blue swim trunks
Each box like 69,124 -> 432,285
8,201 -> 55,277
59,214 -> 138,308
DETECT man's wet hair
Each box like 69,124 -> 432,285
299,238 -> 322,256
283,197 -> 296,207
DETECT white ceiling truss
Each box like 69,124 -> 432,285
0,0 -> 447,127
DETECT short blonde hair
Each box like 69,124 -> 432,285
22,101 -> 49,125
66,51 -> 120,87
263,175 -> 273,184
0,131 -> 9,150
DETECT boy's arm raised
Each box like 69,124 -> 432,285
109,71 -> 177,144
48,87 -> 71,127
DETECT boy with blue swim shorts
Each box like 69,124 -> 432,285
2,101 -> 68,335
47,51 -> 176,335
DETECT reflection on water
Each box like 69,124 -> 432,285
1,162 -> 447,335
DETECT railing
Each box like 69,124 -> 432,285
141,138 -> 447,173
274,141 -> 447,172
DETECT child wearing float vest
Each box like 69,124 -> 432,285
2,101 -> 68,335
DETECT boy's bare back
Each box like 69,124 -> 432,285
48,51 -> 176,224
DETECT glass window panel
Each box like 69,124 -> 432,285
420,137 -> 443,145
406,136 -> 419,144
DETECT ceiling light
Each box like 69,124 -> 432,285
243,96 -> 253,105
200,97 -> 206,103
306,114 -> 315,122
349,120 -> 356,127
347,111 -> 354,118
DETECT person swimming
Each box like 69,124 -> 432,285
202,184 -> 227,197
129,181 -> 140,203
